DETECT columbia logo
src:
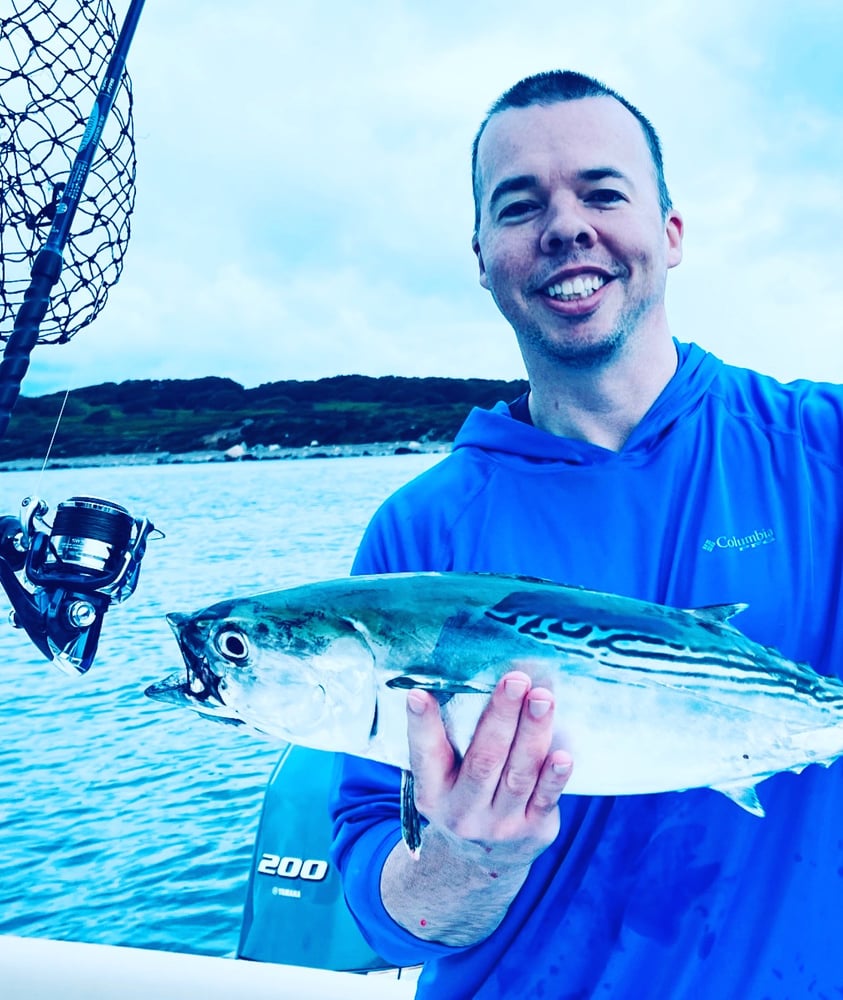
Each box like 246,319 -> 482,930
702,529 -> 776,553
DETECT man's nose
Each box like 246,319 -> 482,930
538,197 -> 597,254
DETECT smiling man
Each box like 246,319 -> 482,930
330,71 -> 843,998
473,93 -> 683,450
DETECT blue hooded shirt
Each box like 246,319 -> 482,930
331,342 -> 843,999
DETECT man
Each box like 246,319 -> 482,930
331,71 -> 843,998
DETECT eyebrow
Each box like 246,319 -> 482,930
579,167 -> 632,185
488,166 -> 633,210
488,174 -> 539,210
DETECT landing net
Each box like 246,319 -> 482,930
0,0 -> 135,344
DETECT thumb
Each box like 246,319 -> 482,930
406,690 -> 458,809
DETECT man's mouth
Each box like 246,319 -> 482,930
545,273 -> 606,302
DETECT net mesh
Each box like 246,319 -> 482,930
0,0 -> 135,344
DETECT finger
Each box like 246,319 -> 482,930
527,749 -> 573,822
454,671 -> 532,800
492,685 -> 556,813
406,689 -> 458,810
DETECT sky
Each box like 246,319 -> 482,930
7,0 -> 843,395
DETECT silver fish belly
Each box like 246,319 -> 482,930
148,572 -> 843,816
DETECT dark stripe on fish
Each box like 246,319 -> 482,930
485,606 -> 843,706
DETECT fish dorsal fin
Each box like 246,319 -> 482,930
710,780 -> 765,817
468,571 -> 556,585
685,602 -> 749,625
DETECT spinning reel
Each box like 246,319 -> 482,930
0,494 -> 158,674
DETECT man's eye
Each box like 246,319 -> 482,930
498,200 -> 538,220
587,189 -> 625,205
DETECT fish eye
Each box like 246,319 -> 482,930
214,627 -> 249,662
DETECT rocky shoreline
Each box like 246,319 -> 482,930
0,439 -> 453,473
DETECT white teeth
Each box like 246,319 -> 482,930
546,274 -> 606,301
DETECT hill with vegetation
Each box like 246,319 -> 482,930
0,374 -> 528,461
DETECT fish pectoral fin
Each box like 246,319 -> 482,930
709,780 -> 765,817
685,602 -> 749,625
400,770 -> 422,858
386,672 -> 494,697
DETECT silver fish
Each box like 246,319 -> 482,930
148,572 -> 843,819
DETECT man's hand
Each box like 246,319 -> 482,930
379,671 -> 572,946
407,670 -> 572,861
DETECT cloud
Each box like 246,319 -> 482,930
10,0 -> 843,394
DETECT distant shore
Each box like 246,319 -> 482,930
0,439 -> 452,473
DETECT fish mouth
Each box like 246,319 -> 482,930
145,612 -> 234,722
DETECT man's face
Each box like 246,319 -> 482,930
472,97 -> 683,369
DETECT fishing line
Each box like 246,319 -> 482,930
34,388 -> 71,492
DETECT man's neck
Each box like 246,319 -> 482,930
526,334 -> 679,452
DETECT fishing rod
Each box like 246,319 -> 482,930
0,0 -> 156,675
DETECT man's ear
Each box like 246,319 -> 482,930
666,210 -> 684,269
473,234 -> 490,290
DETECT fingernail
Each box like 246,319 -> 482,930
503,677 -> 528,700
528,698 -> 551,719
407,691 -> 427,715
551,751 -> 573,775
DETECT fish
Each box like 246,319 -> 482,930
148,571 -> 843,827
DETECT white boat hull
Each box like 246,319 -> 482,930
0,935 -> 419,1000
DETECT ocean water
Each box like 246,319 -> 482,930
0,453 -> 442,956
